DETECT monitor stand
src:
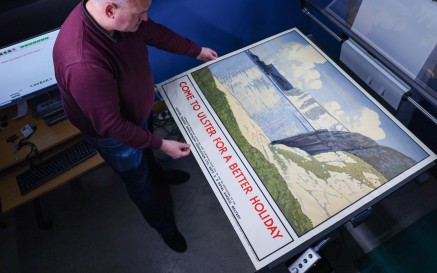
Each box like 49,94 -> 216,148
13,99 -> 28,119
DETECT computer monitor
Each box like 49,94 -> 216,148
0,29 -> 59,109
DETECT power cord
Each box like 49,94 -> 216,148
16,139 -> 41,167
6,123 -> 40,165
152,110 -> 184,142
314,237 -> 331,252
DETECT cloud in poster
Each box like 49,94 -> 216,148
325,101 -> 386,141
265,43 -> 326,91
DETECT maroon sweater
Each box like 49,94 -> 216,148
53,1 -> 201,149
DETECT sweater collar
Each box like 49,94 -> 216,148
81,0 -> 119,43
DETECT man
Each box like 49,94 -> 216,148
53,0 -> 217,253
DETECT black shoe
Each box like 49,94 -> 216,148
162,170 -> 190,185
162,230 -> 187,253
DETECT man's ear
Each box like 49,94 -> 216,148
104,3 -> 117,19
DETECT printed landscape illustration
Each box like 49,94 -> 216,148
191,30 -> 429,236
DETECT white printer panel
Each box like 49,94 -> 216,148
340,39 -> 410,110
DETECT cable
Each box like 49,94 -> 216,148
152,111 -> 184,142
16,139 -> 41,166
314,237 -> 331,252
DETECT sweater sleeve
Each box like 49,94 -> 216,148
64,61 -> 163,150
140,19 -> 202,58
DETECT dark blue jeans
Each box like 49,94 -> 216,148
85,133 -> 176,236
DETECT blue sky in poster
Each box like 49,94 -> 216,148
209,30 -> 429,162
250,31 -> 429,161
209,52 -> 315,141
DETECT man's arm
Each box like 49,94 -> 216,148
141,20 -> 218,61
140,19 -> 201,57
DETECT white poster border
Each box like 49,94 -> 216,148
157,28 -> 437,270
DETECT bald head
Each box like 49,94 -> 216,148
86,0 -> 152,36
90,0 -> 128,7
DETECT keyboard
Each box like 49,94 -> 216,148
16,139 -> 97,195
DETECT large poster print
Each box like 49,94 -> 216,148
157,28 -> 436,270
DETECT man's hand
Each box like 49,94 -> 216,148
196,47 -> 218,62
160,139 -> 191,159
